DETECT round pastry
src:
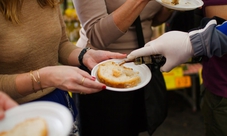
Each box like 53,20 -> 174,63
162,0 -> 179,5
97,61 -> 141,88
0,117 -> 48,136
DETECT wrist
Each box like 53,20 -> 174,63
78,47 -> 91,68
38,67 -> 52,89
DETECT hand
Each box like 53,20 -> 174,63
83,49 -> 127,70
126,31 -> 193,72
40,66 -> 106,94
0,92 -> 18,120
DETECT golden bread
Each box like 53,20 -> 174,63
161,0 -> 179,5
97,61 -> 141,88
0,117 -> 48,136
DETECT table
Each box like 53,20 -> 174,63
163,63 -> 202,112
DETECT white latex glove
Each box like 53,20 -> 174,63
127,31 -> 193,72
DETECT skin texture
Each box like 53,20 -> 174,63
0,92 -> 18,120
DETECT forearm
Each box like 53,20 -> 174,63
190,19 -> 227,57
112,0 -> 149,32
73,0 -> 150,48
16,73 -> 37,96
1,70 -> 49,99
67,47 -> 83,66
15,67 -> 61,96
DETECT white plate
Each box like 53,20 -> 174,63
0,101 -> 73,136
156,0 -> 204,11
91,59 -> 152,92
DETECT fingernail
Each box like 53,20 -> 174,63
92,76 -> 96,80
102,85 -> 106,90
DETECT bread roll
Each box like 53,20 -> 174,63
97,61 -> 141,88
0,117 -> 48,136
162,0 -> 179,5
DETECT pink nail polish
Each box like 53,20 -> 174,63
92,76 -> 96,80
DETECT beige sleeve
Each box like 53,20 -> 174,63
57,7 -> 78,65
73,0 -> 124,49
0,74 -> 23,99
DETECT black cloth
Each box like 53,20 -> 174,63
165,9 -> 203,32
134,16 -> 168,135
144,65 -> 168,135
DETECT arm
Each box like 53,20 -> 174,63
73,0 -> 152,48
190,18 -> 227,57
13,10 -> 126,98
126,18 -> 227,72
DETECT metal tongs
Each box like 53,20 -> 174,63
118,59 -> 133,66
118,55 -> 166,66
118,60 -> 126,66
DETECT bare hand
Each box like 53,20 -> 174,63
40,66 -> 106,94
83,49 -> 127,70
0,92 -> 18,120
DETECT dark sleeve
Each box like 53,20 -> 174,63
189,17 -> 227,58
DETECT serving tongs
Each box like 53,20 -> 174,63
119,55 -> 166,66
118,59 -> 132,66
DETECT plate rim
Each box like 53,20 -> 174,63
155,0 -> 204,11
91,59 -> 152,92
0,101 -> 73,136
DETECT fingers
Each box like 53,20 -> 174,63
127,42 -> 157,61
0,92 -> 18,120
160,58 -> 183,72
78,69 -> 96,81
80,77 -> 86,85
71,76 -> 106,94
105,51 -> 127,59
69,69 -> 106,94
160,64 -> 174,72
0,92 -> 18,109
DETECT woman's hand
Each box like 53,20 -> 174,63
0,92 -> 18,120
39,66 -> 106,94
83,49 -> 127,70
40,66 -> 106,94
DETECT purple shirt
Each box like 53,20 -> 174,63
202,0 -> 227,97
203,0 -> 227,7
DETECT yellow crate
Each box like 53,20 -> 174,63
163,66 -> 191,90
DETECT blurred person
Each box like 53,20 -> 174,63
0,0 -> 126,134
73,0 -> 174,135
0,92 -> 18,120
127,0 -> 227,135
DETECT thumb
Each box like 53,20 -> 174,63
160,63 -> 175,72
160,54 -> 188,72
159,58 -> 177,72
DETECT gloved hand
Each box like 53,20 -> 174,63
126,31 -> 193,72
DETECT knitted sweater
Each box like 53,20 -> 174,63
0,0 -> 77,103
